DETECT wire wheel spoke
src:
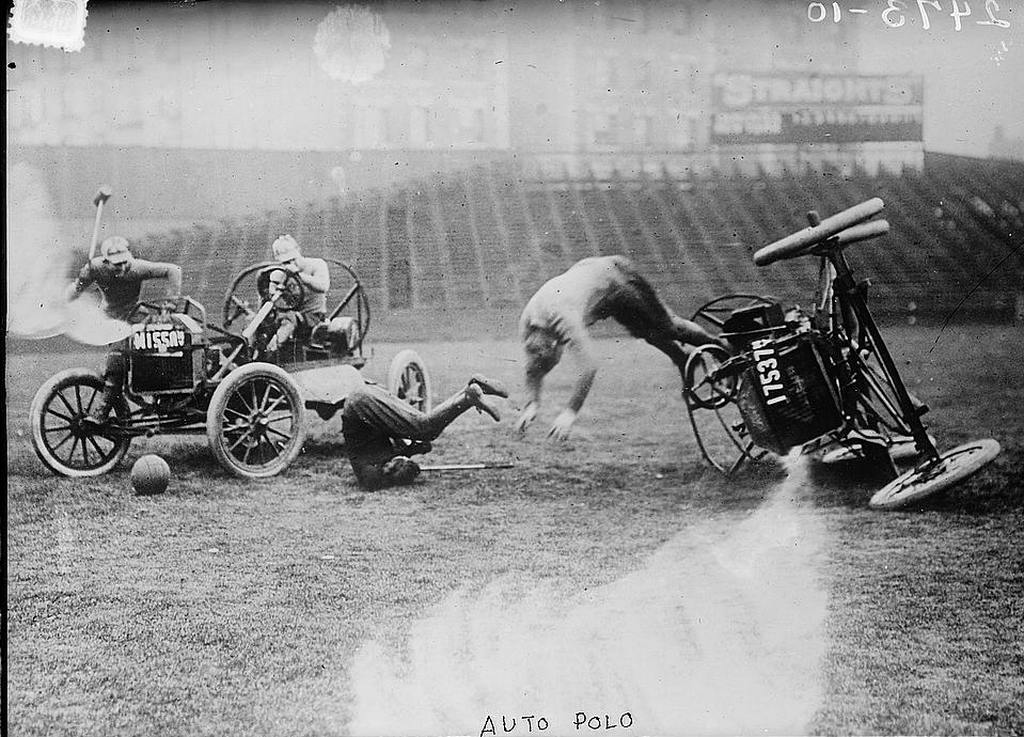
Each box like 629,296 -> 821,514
67,435 -> 83,465
85,433 -> 112,458
49,429 -> 75,454
257,382 -> 274,411
261,392 -> 286,415
223,406 -> 251,422
234,386 -> 257,416
694,373 -> 732,405
56,390 -> 79,417
265,410 -> 296,426
227,428 -> 258,453
265,424 -> 293,443
45,402 -> 75,421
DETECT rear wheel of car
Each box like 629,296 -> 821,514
206,362 -> 306,478
387,349 -> 432,413
30,368 -> 131,477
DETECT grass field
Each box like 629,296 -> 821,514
5,324 -> 1024,737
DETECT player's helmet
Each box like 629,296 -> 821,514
272,235 -> 301,263
100,236 -> 132,265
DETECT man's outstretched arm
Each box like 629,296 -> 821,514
135,260 -> 183,298
66,262 -> 96,301
514,360 -> 546,434
673,315 -> 726,349
548,336 -> 598,441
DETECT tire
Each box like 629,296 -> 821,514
387,349 -> 432,413
30,368 -> 131,477
206,362 -> 306,478
686,396 -> 768,475
869,438 -> 1001,510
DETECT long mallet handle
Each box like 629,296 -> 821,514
242,301 -> 276,341
87,186 -> 113,260
419,462 -> 515,472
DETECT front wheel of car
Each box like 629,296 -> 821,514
30,368 -> 131,477
206,362 -> 306,478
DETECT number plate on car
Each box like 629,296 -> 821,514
132,328 -> 189,353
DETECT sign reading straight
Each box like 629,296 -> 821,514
710,72 -> 924,144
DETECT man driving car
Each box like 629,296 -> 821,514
264,235 -> 330,356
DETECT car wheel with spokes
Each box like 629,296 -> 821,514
206,362 -> 306,478
30,368 -> 131,477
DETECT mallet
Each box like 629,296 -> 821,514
419,462 -> 515,472
88,185 -> 113,260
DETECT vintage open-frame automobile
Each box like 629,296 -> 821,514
31,252 -> 432,479
681,198 -> 1001,510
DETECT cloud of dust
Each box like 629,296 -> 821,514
6,162 -> 70,337
6,162 -> 134,345
349,453 -> 829,736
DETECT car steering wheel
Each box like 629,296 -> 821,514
223,265 -> 306,330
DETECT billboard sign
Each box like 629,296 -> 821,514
710,72 -> 923,144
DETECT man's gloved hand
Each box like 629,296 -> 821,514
159,296 -> 184,314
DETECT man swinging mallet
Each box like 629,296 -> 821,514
67,236 -> 183,423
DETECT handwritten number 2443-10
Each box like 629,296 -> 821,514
807,0 -> 1011,30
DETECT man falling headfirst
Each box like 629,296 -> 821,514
343,375 -> 508,490
515,255 -> 723,441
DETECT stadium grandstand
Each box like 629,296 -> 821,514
128,153 -> 1022,322
7,0 -> 1023,334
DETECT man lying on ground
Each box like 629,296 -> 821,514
342,375 -> 508,489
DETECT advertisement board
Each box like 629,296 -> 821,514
711,72 -> 924,144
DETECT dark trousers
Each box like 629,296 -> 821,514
341,382 -> 466,489
603,270 -> 719,373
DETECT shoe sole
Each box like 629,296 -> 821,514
470,374 -> 509,398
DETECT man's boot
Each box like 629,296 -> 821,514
465,383 -> 501,422
467,374 -> 509,398
427,382 -> 503,426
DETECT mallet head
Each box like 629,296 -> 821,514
93,186 -> 113,206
